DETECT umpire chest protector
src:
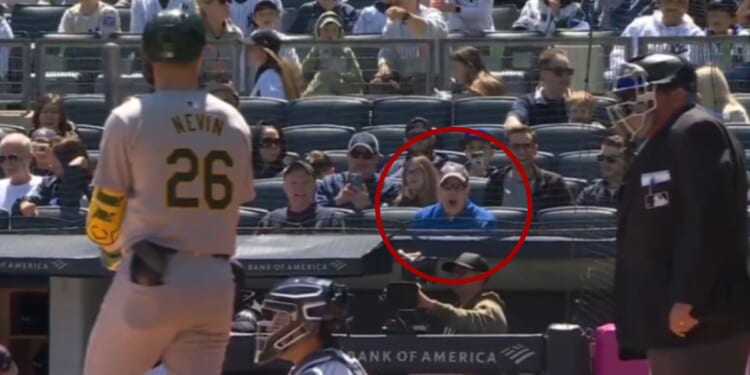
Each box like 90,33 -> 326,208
291,348 -> 368,375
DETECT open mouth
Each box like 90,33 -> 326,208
448,199 -> 458,206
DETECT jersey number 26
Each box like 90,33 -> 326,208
166,148 -> 234,210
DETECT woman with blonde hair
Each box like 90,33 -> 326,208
247,29 -> 301,100
696,65 -> 750,123
393,155 -> 439,207
449,46 -> 504,97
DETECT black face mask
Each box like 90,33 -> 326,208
374,1 -> 392,13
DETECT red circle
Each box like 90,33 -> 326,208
373,126 -> 534,285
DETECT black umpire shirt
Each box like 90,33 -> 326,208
615,104 -> 750,360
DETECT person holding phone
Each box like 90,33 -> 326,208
460,129 -> 495,178
316,132 -> 401,211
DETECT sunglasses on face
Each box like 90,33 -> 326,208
543,66 -> 575,77
0,154 -> 20,164
440,181 -> 466,191
260,138 -> 281,148
349,150 -> 375,160
597,154 -> 622,163
510,143 -> 534,151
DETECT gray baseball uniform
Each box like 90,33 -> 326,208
83,91 -> 254,375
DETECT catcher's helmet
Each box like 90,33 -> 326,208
142,9 -> 206,63
255,277 -> 351,365
607,53 -> 697,135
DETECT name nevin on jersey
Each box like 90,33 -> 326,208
171,113 -> 225,136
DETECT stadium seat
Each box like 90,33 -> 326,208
350,207 -> 419,231
43,33 -> 103,77
88,150 -> 100,171
490,31 -> 544,72
491,150 -> 555,171
554,31 -> 615,95
534,206 -> 617,238
485,206 -> 528,234
10,5 -> 67,38
323,150 -> 349,173
436,124 -> 505,151
288,96 -> 371,128
556,150 -> 601,181
362,125 -> 405,156
735,94 -> 750,114
0,124 -> 26,134
248,178 -> 285,210
62,95 -> 109,126
10,206 -> 87,230
283,125 -> 355,156
746,150 -> 750,170
75,124 -> 104,150
728,125 -> 750,149
117,8 -> 132,33
452,96 -> 516,126
494,70 -> 529,96
94,73 -> 151,97
534,123 -> 608,155
469,177 -> 488,203
238,97 -> 288,126
563,177 -> 587,199
238,207 -> 269,229
0,209 -> 9,230
491,5 -> 521,31
371,96 -> 451,127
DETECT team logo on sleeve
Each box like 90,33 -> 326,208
102,15 -> 116,27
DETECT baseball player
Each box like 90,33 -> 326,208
256,277 -> 369,375
83,9 -> 255,375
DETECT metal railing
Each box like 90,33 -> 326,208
0,34 -> 748,107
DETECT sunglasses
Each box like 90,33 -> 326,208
440,181 -> 467,191
543,66 -> 575,77
0,154 -> 20,164
260,138 -> 281,148
597,154 -> 622,163
349,150 -> 375,160
32,142 -> 50,152
510,143 -> 534,151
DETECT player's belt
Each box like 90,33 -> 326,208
130,240 -> 229,286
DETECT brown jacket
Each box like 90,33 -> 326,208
431,291 -> 508,334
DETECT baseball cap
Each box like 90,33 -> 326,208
348,132 -> 380,154
0,345 -> 14,371
439,162 -> 469,184
405,117 -> 432,134
464,129 -> 491,142
442,252 -> 490,273
254,0 -> 281,12
249,29 -> 282,55
31,127 -> 58,141
282,160 -> 315,177
707,0 -> 738,11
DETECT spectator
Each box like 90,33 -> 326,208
0,345 -> 18,375
248,29 -> 301,99
29,128 -> 60,176
393,155 -> 438,206
696,65 -> 750,122
252,121 -> 288,179
301,11 -> 365,96
566,90 -> 604,126
412,162 -> 497,230
461,129 -> 496,178
594,0 -> 652,33
0,9 -> 12,82
316,132 -> 401,210
512,0 -> 589,35
576,135 -> 627,207
705,0 -> 750,90
305,150 -> 335,178
207,81 -> 240,108
353,0 -> 390,34
417,252 -> 508,333
504,48 -> 572,130
608,0 -> 704,71
258,160 -> 346,231
449,46 -> 504,97
251,0 -> 302,70
739,0 -> 750,26
28,94 -> 76,137
289,0 -> 359,34
374,0 -> 448,95
386,117 -> 449,178
14,136 -> 92,217
429,0 -> 493,33
130,0 -> 197,34
0,134 -> 42,212
229,0 -> 276,35
197,0 -> 244,84
484,126 -> 573,210
58,0 -> 121,35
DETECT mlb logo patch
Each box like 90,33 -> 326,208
102,15 -> 116,27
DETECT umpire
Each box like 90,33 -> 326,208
608,53 -> 750,374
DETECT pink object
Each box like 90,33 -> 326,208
594,323 -> 650,375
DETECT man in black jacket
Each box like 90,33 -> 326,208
609,53 -> 750,375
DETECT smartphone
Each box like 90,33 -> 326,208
350,173 -> 363,189
471,152 -> 485,168
385,282 -> 419,310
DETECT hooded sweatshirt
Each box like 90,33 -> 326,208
301,11 -> 364,96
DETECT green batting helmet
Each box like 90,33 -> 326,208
142,9 -> 206,63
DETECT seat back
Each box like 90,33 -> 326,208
283,125 -> 355,156
288,96 -> 371,129
238,207 -> 269,229
535,206 -> 617,238
10,206 -> 87,231
62,95 -> 109,126
75,124 -> 104,150
351,207 -> 419,231
238,97 -> 289,126
728,125 -> 750,149
248,178 -> 286,211
11,5 -> 67,38
362,125 -> 405,156
485,206 -> 528,235
436,124 -> 505,151
453,97 -> 516,126
535,124 -> 608,155
557,150 -> 601,181
469,177 -> 488,203
371,96 -> 451,127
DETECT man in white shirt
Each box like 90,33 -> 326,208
130,0 -> 198,33
430,0 -> 494,33
0,13 -> 13,82
58,0 -> 122,35
0,133 -> 42,213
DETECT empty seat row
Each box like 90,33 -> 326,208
59,95 -> 616,130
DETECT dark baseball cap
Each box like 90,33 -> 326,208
707,0 -> 738,12
464,128 -> 491,141
406,117 -> 432,134
282,160 -> 315,177
348,132 -> 380,154
442,252 -> 490,273
249,29 -> 282,55
0,345 -> 13,371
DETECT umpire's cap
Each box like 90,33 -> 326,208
142,9 -> 206,63
612,53 -> 697,94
